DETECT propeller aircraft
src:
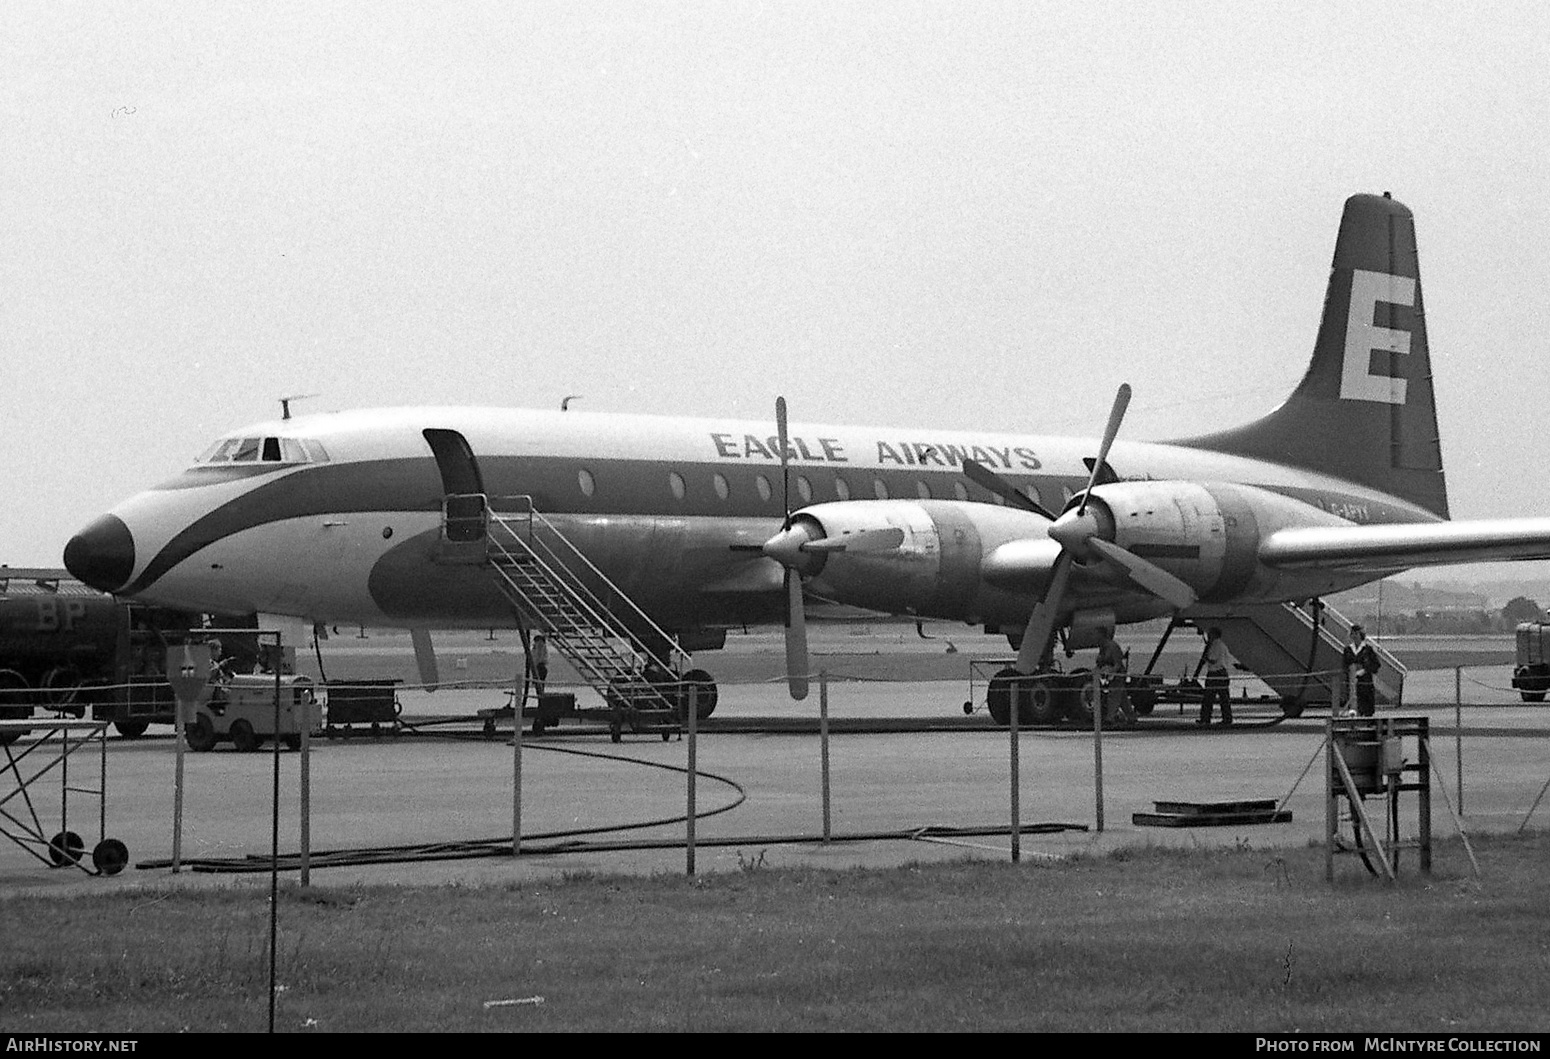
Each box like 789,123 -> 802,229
63,193 -> 1550,709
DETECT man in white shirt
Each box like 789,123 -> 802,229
1198,626 -> 1238,726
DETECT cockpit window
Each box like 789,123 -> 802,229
230,438 -> 263,462
194,436 -> 331,466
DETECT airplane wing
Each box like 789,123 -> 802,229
1260,518 -> 1550,573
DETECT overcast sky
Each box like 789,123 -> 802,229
4,2 -> 1549,586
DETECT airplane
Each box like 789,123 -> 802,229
63,192 -> 1550,714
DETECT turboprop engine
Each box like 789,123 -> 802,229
764,480 -> 1357,628
764,498 -> 1053,621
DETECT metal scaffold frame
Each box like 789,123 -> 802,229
1325,715 -> 1432,882
0,717 -> 128,874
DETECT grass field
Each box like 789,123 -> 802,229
2,832 -> 1547,1033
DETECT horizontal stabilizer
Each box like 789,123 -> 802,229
1260,518 -> 1550,572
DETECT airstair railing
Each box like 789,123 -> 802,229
440,493 -> 691,678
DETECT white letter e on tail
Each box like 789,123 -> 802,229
1340,269 -> 1415,404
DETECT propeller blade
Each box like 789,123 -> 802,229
776,396 -> 792,531
1016,551 -> 1074,674
799,527 -> 905,554
785,569 -> 809,700
963,460 -> 1057,520
1078,383 -> 1131,516
1087,537 -> 1198,609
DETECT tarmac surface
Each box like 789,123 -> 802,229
4,630 -> 1547,896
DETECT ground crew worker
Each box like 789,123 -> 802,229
529,633 -> 550,696
1095,626 -> 1135,725
1197,626 -> 1239,726
1342,624 -> 1380,717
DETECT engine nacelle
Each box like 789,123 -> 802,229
787,500 -> 1050,620
1081,479 -> 1363,603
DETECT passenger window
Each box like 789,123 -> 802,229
578,469 -> 596,497
835,476 -> 851,501
712,473 -> 729,500
873,478 -> 889,500
231,438 -> 262,462
796,476 -> 812,504
280,438 -> 308,463
953,481 -> 969,502
1023,484 -> 1043,507
668,471 -> 686,501
262,438 -> 282,461
302,439 -> 330,463
755,475 -> 772,502
915,480 -> 931,499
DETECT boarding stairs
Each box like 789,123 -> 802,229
440,494 -> 691,738
1184,599 -> 1404,711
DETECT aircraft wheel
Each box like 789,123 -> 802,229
1063,671 -> 1095,725
186,715 -> 217,752
230,720 -> 259,752
987,668 -> 1053,726
676,669 -> 717,721
1280,698 -> 1307,718
609,722 -> 622,744
986,668 -> 1017,725
49,830 -> 84,867
92,838 -> 129,876
1024,680 -> 1057,724
1126,677 -> 1159,717
282,734 -> 302,750
114,720 -> 150,739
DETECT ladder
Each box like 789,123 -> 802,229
1186,599 -> 1405,711
441,494 -> 692,737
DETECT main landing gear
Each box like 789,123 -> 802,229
986,668 -> 1102,727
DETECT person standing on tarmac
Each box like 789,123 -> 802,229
1095,626 -> 1135,726
529,632 -> 550,696
1197,626 -> 1241,726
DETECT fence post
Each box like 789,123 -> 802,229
1455,666 -> 1464,817
820,671 -> 831,844
1093,668 -> 1105,833
512,669 -> 523,856
686,683 -> 697,876
1009,676 -> 1020,863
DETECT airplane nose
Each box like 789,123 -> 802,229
64,514 -> 136,593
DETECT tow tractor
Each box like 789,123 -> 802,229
185,674 -> 321,752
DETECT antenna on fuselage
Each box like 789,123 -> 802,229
561,395 -> 583,411
280,394 -> 318,420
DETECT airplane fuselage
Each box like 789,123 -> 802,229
80,405 -> 1437,636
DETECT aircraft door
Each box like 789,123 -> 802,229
423,429 -> 486,542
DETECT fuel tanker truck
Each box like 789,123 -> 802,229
0,567 -> 251,742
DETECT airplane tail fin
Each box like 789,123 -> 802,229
1172,193 -> 1448,518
